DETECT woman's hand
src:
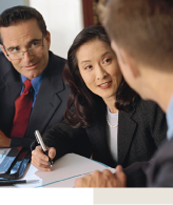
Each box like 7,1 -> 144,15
31,145 -> 56,171
0,130 -> 11,147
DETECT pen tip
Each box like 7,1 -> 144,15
27,180 -> 40,183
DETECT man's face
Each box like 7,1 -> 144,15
111,40 -> 151,100
0,19 -> 50,80
111,41 -> 135,87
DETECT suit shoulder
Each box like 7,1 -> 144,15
0,52 -> 8,63
47,51 -> 66,74
49,51 -> 66,65
0,52 -> 12,75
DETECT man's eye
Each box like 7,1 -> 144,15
9,48 -> 20,53
30,41 -> 42,48
31,42 -> 39,47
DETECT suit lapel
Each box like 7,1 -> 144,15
26,76 -> 61,137
25,52 -> 65,137
118,109 -> 137,165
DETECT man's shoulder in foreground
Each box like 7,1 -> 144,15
124,137 -> 173,187
146,137 -> 173,187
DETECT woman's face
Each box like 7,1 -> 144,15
76,39 -> 122,102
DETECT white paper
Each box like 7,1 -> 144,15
15,153 -> 115,188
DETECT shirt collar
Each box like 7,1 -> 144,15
166,94 -> 173,140
21,71 -> 45,94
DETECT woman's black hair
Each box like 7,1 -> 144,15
63,25 -> 139,128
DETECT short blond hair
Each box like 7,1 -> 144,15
98,0 -> 173,71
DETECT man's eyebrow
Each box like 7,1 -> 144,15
27,38 -> 42,45
6,46 -> 18,52
5,38 -> 42,51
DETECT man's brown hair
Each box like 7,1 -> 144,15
98,0 -> 173,70
0,6 -> 47,44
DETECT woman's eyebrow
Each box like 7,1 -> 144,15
101,51 -> 112,57
80,51 -> 112,64
80,60 -> 91,64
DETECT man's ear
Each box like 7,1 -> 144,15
0,44 -> 6,55
0,44 -> 11,61
111,40 -> 140,78
120,48 -> 140,78
45,31 -> 51,50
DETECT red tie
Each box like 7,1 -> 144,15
10,79 -> 33,138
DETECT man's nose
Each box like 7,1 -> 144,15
22,50 -> 33,63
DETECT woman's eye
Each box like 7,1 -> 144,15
85,65 -> 92,70
103,58 -> 112,64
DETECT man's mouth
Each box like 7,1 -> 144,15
23,62 -> 39,70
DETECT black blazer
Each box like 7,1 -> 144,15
0,51 -> 70,147
42,98 -> 167,168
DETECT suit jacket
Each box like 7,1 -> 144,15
146,137 -> 173,187
42,98 -> 167,168
124,137 -> 173,187
0,51 -> 70,147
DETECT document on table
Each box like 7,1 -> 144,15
15,153 -> 115,188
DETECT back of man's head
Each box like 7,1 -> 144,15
0,5 -> 47,44
101,0 -> 173,71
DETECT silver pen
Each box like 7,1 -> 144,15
0,179 -> 39,186
34,130 -> 53,167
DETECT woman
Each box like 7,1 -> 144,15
31,25 -> 167,171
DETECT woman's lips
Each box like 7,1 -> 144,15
98,81 -> 112,89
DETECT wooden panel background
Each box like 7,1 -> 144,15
82,0 -> 100,27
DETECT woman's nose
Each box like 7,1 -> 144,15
96,65 -> 107,80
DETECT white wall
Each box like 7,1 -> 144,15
29,0 -> 84,59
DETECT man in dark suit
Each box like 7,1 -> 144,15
0,6 -> 69,148
74,0 -> 173,187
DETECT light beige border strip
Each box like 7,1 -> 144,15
94,188 -> 173,204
